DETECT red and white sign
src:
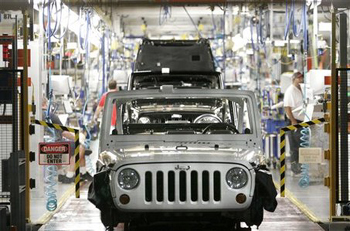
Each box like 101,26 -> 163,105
39,142 -> 71,165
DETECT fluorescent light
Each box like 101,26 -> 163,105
274,40 -> 286,47
231,35 -> 246,52
246,49 -> 254,55
319,22 -> 331,32
67,42 -> 77,49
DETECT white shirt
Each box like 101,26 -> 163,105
283,84 -> 304,121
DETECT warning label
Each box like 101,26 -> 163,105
39,142 -> 70,165
299,147 -> 323,163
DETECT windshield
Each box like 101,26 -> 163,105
110,95 -> 253,136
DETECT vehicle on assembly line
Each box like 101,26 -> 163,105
128,38 -> 224,90
88,86 -> 278,231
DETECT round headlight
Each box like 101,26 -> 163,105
226,167 -> 248,189
118,168 -> 140,190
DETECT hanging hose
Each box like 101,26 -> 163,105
250,17 -> 259,52
52,2 -> 69,40
45,165 -> 58,211
299,125 -> 311,188
42,0 -> 60,39
284,0 -> 306,39
42,136 -> 58,211
79,8 -> 91,52
302,2 -> 308,52
211,10 -> 216,38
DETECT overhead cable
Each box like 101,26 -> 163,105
183,6 -> 202,38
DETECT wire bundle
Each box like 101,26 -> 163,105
159,5 -> 172,26
284,0 -> 308,51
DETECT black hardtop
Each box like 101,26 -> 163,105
133,38 -> 217,73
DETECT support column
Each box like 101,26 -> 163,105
23,10 -> 30,221
339,12 -> 348,203
329,7 -> 337,219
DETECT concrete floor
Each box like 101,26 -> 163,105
38,186 -> 105,231
39,184 -> 324,231
271,162 -> 329,223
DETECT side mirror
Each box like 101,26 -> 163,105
244,128 -> 251,134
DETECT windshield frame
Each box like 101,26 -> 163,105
100,87 -> 261,152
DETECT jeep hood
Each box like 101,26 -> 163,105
104,149 -> 260,170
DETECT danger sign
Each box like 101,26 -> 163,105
39,142 -> 71,165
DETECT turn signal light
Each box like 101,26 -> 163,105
236,193 -> 246,204
120,194 -> 130,205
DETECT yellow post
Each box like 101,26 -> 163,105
280,129 -> 286,197
74,130 -> 80,198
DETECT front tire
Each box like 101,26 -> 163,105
101,209 -> 118,230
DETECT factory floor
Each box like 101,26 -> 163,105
38,184 -> 324,231
33,143 -> 327,231
270,163 -> 329,223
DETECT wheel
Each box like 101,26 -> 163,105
232,222 -> 251,231
124,222 -> 130,231
100,210 -> 118,230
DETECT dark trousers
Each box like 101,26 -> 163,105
285,118 -> 303,164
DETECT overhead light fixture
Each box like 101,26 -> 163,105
273,40 -> 286,47
272,40 -> 300,47
319,22 -> 331,32
246,49 -> 254,55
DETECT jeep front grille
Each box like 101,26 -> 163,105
145,170 -> 221,203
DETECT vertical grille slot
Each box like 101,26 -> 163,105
145,171 -> 152,202
168,171 -> 175,202
214,171 -> 221,201
191,171 -> 198,201
156,171 -> 164,202
179,171 -> 187,202
202,171 -> 209,202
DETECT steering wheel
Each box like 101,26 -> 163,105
193,114 -> 222,123
202,123 -> 240,134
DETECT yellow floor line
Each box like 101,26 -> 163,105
35,185 -> 75,225
274,181 -> 320,223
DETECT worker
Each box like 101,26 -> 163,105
283,71 -> 304,175
42,97 -> 93,183
93,79 -> 118,126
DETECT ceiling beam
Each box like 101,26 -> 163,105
63,0 -> 338,7
94,6 -> 113,29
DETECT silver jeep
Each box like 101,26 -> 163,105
89,86 -> 277,231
